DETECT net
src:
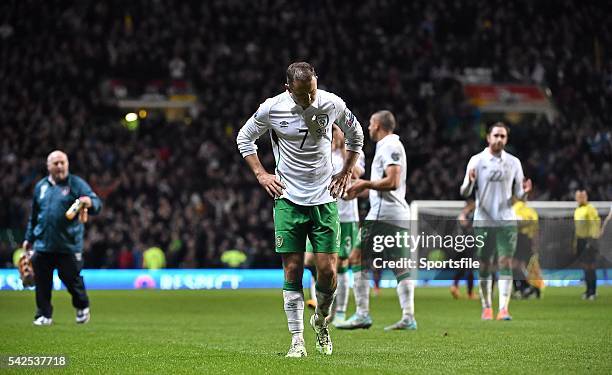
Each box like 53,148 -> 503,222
410,200 -> 612,281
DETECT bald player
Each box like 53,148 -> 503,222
23,150 -> 102,325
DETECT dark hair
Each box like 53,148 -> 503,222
487,121 -> 510,135
373,110 -> 396,132
286,62 -> 316,85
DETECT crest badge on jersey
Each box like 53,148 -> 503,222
62,187 -> 70,196
276,235 -> 284,248
315,114 -> 329,129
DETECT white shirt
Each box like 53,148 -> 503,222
237,89 -> 364,206
460,148 -> 525,226
332,148 -> 365,222
366,134 -> 410,222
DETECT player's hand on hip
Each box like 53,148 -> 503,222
257,173 -> 285,198
329,171 -> 351,199
523,178 -> 532,194
469,168 -> 476,182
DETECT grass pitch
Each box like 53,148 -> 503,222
1,287 -> 611,374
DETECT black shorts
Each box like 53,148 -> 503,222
576,238 -> 598,264
515,233 -> 533,263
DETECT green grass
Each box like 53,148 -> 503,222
1,287 -> 611,374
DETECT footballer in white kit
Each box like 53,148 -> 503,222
460,122 -> 532,321
236,62 -> 364,357
331,125 -> 365,325
339,110 -> 417,331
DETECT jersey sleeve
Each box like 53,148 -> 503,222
589,205 -> 602,238
24,183 -> 40,243
333,97 -> 364,153
75,176 -> 103,215
460,155 -> 478,197
531,207 -> 539,221
236,101 -> 271,157
380,142 -> 403,169
589,206 -> 602,223
512,158 -> 526,199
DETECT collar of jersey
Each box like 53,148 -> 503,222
287,91 -> 320,111
484,147 -> 506,161
377,133 -> 399,149
47,174 -> 70,186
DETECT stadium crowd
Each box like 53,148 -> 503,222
1,0 -> 610,268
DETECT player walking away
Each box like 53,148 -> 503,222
574,189 -> 601,300
460,122 -> 532,321
340,110 -> 417,331
23,150 -> 102,326
512,196 -> 541,299
450,200 -> 476,300
236,62 -> 364,357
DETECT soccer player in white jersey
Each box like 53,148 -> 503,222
460,122 -> 532,321
339,110 -> 417,331
330,125 -> 365,325
236,62 -> 364,357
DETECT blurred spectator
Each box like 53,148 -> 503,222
143,246 -> 166,270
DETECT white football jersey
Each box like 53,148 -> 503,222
460,148 -> 525,226
366,134 -> 410,222
237,90 -> 364,206
332,148 -> 365,222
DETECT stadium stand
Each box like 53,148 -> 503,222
1,0 -> 610,268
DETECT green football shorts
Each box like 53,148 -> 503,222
306,222 -> 359,258
474,226 -> 517,260
274,198 -> 340,254
339,222 -> 359,259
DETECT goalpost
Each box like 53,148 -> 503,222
410,200 -> 612,286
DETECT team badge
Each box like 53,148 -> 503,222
315,114 -> 329,129
62,187 -> 70,196
345,108 -> 356,127
276,235 -> 284,248
391,152 -> 400,161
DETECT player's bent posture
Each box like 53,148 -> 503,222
460,122 -> 531,321
340,110 -> 416,331
23,150 -> 102,326
236,62 -> 364,357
